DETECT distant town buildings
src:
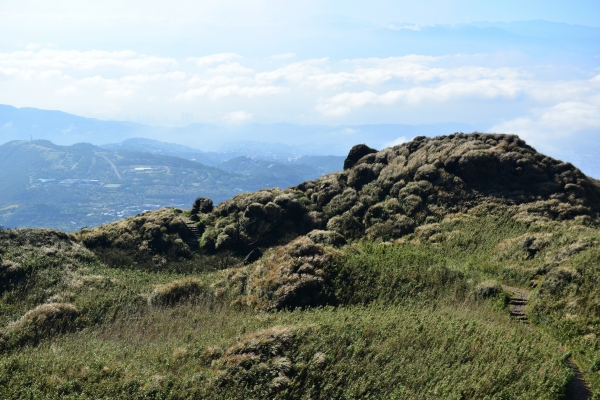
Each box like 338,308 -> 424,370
181,112 -> 193,125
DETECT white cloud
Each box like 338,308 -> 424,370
271,53 -> 296,59
56,85 -> 78,95
490,101 -> 600,142
211,84 -> 287,99
189,53 -> 242,67
488,74 -> 600,147
316,79 -> 523,116
209,62 -> 254,75
255,58 -> 329,85
0,50 -> 177,73
224,110 -> 253,124
104,88 -> 134,98
174,86 -> 210,101
0,48 -> 598,132
384,136 -> 410,147
386,23 -> 422,31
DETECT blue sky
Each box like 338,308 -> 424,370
0,1 -> 598,151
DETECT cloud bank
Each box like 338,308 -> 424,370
0,46 -> 598,144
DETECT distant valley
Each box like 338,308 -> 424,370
0,139 -> 344,231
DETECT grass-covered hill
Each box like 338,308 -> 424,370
0,140 -> 342,232
2,133 -> 600,398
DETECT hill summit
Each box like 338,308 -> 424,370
81,133 -> 600,257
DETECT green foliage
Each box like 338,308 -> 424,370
0,213 -> 589,398
327,242 -> 468,305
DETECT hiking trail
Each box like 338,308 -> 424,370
184,221 -> 201,253
502,285 -> 591,400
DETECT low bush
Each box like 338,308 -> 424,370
474,280 -> 503,298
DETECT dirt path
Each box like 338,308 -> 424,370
96,153 -> 122,180
502,285 -> 591,399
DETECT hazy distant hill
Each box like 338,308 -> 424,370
104,138 -> 345,177
3,104 -> 599,178
101,138 -> 228,166
0,140 -> 226,230
0,104 -> 161,145
217,156 -> 315,185
0,104 -> 478,154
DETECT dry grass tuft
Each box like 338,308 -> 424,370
474,280 -> 503,298
213,325 -> 299,394
149,277 -> 207,306
76,208 -> 193,263
306,229 -> 346,247
493,233 -> 552,261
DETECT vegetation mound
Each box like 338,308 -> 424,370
214,325 -> 298,394
224,236 -> 333,310
0,303 -> 79,350
148,278 -> 207,306
76,208 -> 194,265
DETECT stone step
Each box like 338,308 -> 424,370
185,221 -> 201,253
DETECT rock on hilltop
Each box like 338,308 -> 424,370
80,133 -> 600,256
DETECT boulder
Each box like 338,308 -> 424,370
343,144 -> 378,170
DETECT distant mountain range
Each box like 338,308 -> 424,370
0,104 -> 478,155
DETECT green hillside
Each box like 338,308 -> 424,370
2,133 -> 600,398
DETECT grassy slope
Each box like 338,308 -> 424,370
1,212 -> 594,399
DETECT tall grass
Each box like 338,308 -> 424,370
0,301 -> 570,399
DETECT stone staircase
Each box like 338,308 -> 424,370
185,222 -> 201,253
506,287 -> 529,324
503,285 -> 591,399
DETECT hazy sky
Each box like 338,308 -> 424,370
0,0 -> 599,148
